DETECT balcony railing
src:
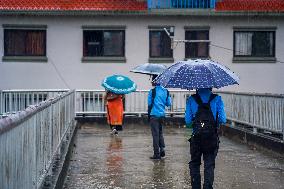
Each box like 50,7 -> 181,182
0,90 -> 75,189
148,0 -> 216,9
1,89 -> 283,140
0,89 -> 69,117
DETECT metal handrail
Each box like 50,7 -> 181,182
0,89 -> 69,116
0,89 -> 283,137
0,90 -> 75,189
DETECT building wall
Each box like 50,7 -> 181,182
0,15 -> 283,94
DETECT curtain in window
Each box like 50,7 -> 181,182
4,30 -> 45,56
235,32 -> 253,56
26,31 -> 45,55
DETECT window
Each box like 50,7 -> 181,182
185,30 -> 209,58
234,31 -> 275,57
4,29 -> 46,56
149,30 -> 172,58
83,30 -> 125,57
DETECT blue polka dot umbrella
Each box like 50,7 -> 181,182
154,59 -> 239,90
102,75 -> 137,94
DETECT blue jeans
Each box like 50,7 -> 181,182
150,116 -> 165,156
189,136 -> 219,189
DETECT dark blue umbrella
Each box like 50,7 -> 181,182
130,63 -> 167,75
102,75 -> 137,94
154,59 -> 239,89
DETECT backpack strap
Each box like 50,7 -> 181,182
208,94 -> 218,103
192,94 -> 203,106
209,94 -> 219,126
148,87 -> 156,120
192,93 -> 218,105
151,87 -> 156,108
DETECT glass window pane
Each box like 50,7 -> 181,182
150,32 -> 161,57
104,31 -> 124,56
83,31 -> 103,56
83,30 -> 124,57
185,30 -> 209,58
150,31 -> 172,58
234,32 -> 253,56
252,32 -> 274,57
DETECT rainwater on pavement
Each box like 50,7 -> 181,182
63,123 -> 284,189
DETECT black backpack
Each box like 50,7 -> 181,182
192,93 -> 218,152
148,87 -> 169,122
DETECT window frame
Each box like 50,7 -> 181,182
82,26 -> 126,63
184,26 -> 210,59
2,24 -> 47,62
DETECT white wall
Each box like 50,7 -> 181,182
0,15 -> 283,94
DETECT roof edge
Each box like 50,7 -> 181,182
0,9 -> 284,17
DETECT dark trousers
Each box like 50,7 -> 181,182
109,125 -> 123,131
189,137 -> 219,189
150,116 -> 165,156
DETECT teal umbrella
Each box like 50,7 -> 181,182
102,75 -> 137,94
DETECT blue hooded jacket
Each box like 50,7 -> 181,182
148,85 -> 172,117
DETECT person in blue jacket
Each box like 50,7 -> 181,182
148,75 -> 172,160
185,88 -> 226,189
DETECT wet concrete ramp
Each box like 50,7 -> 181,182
64,123 -> 284,189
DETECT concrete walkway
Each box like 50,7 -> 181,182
64,123 -> 284,189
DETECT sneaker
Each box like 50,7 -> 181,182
111,129 -> 117,135
150,155 -> 161,160
160,150 -> 165,158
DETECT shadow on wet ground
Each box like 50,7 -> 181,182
63,123 -> 284,189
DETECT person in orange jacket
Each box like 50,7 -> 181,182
104,91 -> 124,135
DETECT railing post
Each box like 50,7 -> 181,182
282,99 -> 284,141
74,90 -> 77,118
230,120 -> 235,127
253,127 -> 258,134
0,90 -> 3,115
253,95 -> 256,126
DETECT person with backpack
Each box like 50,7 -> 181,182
148,75 -> 172,160
185,88 -> 226,189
